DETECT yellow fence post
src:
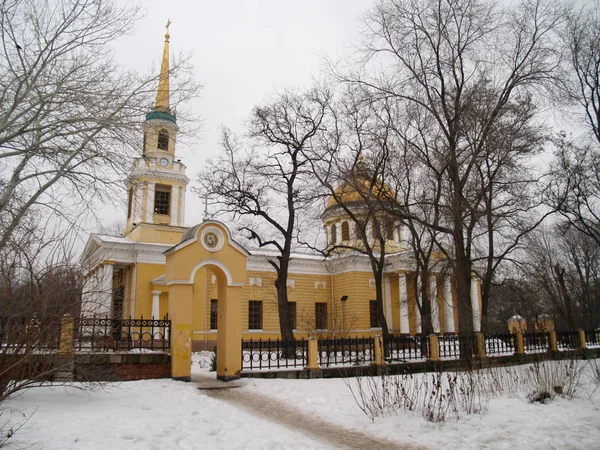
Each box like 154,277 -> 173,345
305,337 -> 319,371
475,332 -> 486,358
428,334 -> 439,362
373,335 -> 385,367
515,331 -> 524,355
549,331 -> 558,352
59,314 -> 74,355
578,329 -> 587,350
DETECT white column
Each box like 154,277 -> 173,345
398,273 -> 409,334
179,185 -> 186,225
151,290 -> 161,319
471,276 -> 481,332
129,265 -> 137,319
401,224 -> 411,248
145,182 -> 155,222
133,182 -> 144,223
415,275 -> 422,334
444,277 -> 455,333
384,277 -> 393,333
95,263 -> 114,317
170,185 -> 180,226
430,275 -> 440,333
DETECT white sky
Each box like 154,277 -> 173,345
99,0 -> 374,230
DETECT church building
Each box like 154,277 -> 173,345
80,29 -> 482,353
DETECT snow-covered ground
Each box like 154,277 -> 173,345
3,354 -> 600,449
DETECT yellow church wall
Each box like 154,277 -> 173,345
126,224 -> 186,245
436,276 -> 446,334
333,271 -> 377,333
389,275 -> 400,333
164,231 -> 247,288
133,263 -> 168,319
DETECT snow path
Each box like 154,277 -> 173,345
199,377 -> 422,450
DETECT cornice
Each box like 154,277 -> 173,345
128,169 -> 189,185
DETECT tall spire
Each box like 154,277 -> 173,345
155,19 -> 171,113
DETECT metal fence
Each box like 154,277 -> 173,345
523,332 -> 549,353
386,335 -> 428,361
241,338 -> 307,370
556,331 -> 580,350
485,333 -> 515,356
318,337 -> 374,367
75,316 -> 170,352
585,329 -> 600,348
438,334 -> 475,359
0,316 -> 61,351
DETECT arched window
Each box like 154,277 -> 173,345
372,221 -> 382,240
385,221 -> 395,240
330,223 -> 337,244
341,221 -> 350,241
157,129 -> 169,151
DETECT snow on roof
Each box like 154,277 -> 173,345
508,314 -> 525,322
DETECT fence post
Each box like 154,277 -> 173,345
475,332 -> 486,358
428,334 -> 439,361
305,337 -> 319,371
549,330 -> 557,352
515,331 -> 524,355
373,335 -> 385,367
578,329 -> 587,350
59,314 -> 74,355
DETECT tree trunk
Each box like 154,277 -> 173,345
374,272 -> 391,356
274,263 -> 295,359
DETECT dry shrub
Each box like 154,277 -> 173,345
346,369 -> 490,423
348,358 -> 593,422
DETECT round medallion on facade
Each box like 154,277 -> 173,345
204,232 -> 218,248
200,227 -> 225,252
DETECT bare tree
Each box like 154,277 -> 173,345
309,90 -> 404,348
0,213 -> 83,428
334,0 -> 564,337
522,225 -> 600,330
0,0 -> 201,252
198,88 -> 329,350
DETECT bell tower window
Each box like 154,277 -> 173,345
330,223 -> 337,244
157,129 -> 169,151
154,184 -> 171,215
341,221 -> 350,241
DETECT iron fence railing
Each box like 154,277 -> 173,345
241,338 -> 307,370
75,316 -> 170,352
556,331 -> 580,350
317,337 -> 374,367
438,334 -> 476,359
0,316 -> 61,351
485,333 -> 515,356
386,335 -> 428,361
523,332 -> 549,353
584,329 -> 600,348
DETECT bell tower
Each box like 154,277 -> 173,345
123,21 -> 189,244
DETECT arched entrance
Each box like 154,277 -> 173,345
164,221 -> 248,381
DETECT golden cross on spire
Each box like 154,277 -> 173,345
166,19 -> 171,34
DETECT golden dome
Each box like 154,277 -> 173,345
325,177 -> 395,210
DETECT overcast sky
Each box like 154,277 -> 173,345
99,0 -> 374,230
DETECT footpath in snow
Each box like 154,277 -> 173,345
2,355 -> 600,449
